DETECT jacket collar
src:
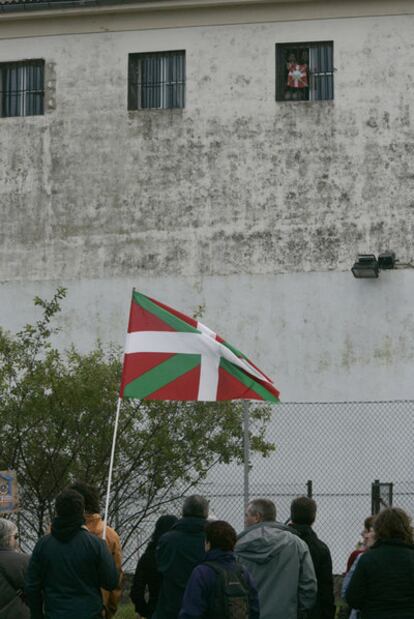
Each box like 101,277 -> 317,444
205,548 -> 236,564
238,520 -> 290,540
289,523 -> 315,538
373,538 -> 414,550
173,516 -> 207,533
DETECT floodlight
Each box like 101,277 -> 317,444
378,251 -> 396,270
351,254 -> 379,278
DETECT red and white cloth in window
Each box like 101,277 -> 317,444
287,63 -> 308,88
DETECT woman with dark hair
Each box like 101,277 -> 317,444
346,507 -> 414,618
179,520 -> 259,619
130,514 -> 178,618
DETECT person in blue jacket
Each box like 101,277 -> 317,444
179,520 -> 259,619
25,488 -> 119,619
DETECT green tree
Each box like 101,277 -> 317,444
0,290 -> 274,559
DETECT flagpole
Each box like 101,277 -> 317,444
243,400 -> 250,509
103,397 -> 122,540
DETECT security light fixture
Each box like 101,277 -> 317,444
378,251 -> 396,270
351,254 -> 379,279
352,251 -> 398,278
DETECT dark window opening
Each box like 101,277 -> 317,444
276,42 -> 334,102
0,60 -> 44,117
128,51 -> 185,110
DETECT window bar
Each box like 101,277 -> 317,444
28,64 -> 32,115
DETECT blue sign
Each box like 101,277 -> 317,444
0,471 -> 18,513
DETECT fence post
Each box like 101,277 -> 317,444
306,480 -> 313,498
371,479 -> 380,514
243,401 -> 250,509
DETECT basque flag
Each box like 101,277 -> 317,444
120,290 -> 280,402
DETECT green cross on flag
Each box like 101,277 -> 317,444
120,291 -> 280,402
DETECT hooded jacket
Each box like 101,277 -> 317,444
153,516 -> 207,619
85,513 -> 123,618
235,521 -> 317,619
25,517 -> 119,619
179,547 -> 260,619
0,547 -> 30,619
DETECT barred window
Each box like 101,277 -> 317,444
128,51 -> 185,110
0,60 -> 44,117
276,42 -> 334,102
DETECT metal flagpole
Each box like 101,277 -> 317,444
103,397 -> 122,540
243,400 -> 250,509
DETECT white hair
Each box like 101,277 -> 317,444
0,518 -> 17,549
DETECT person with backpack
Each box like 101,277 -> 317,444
179,520 -> 259,619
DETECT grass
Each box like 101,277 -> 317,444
114,602 -> 136,619
114,596 -> 348,618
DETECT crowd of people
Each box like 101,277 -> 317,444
1,484 -> 414,619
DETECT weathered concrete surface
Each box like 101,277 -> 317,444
1,14 -> 414,404
1,15 -> 414,282
1,271 -> 414,402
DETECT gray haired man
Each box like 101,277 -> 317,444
235,498 -> 317,619
0,518 -> 30,619
153,495 -> 209,619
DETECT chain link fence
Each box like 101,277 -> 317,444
128,400 -> 414,575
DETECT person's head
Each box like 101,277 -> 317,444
205,520 -> 237,553
373,507 -> 413,545
182,495 -> 209,519
362,515 -> 374,546
290,496 -> 317,526
245,498 -> 276,527
151,514 -> 178,545
55,489 -> 85,519
0,518 -> 18,550
69,481 -> 100,514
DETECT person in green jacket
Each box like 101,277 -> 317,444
346,507 -> 414,619
25,489 -> 119,619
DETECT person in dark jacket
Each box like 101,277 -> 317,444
179,520 -> 260,619
0,518 -> 30,619
153,495 -> 209,619
70,480 -> 123,619
130,514 -> 178,618
25,488 -> 119,619
346,506 -> 414,619
289,496 -> 336,619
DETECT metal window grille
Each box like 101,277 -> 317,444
0,60 -> 44,118
276,42 -> 334,102
128,51 -> 185,110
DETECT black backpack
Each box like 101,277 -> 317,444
204,560 -> 250,619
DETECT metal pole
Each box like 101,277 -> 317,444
243,400 -> 250,509
103,397 -> 122,540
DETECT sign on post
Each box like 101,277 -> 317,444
0,470 -> 19,513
